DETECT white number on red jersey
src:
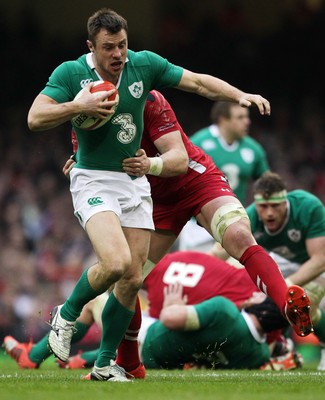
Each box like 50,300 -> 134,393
162,261 -> 205,287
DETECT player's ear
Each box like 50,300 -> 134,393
87,40 -> 94,52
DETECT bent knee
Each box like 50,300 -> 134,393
97,253 -> 132,282
122,274 -> 144,293
210,203 -> 250,243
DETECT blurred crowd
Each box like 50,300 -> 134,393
0,125 -> 94,342
1,1 -> 324,344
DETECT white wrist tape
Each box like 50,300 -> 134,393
148,157 -> 163,176
184,306 -> 200,330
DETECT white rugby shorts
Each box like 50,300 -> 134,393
69,168 -> 154,230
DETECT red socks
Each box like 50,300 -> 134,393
240,245 -> 287,313
116,296 -> 142,371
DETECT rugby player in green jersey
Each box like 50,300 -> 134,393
27,8 -> 310,381
140,284 -> 298,371
246,172 -> 325,370
190,101 -> 269,205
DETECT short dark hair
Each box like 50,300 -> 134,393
245,297 -> 289,333
87,8 -> 128,44
210,101 -> 237,123
253,172 -> 287,199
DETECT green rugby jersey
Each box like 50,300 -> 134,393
141,296 -> 269,369
247,190 -> 325,263
41,50 -> 183,171
191,125 -> 269,204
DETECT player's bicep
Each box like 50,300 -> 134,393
177,69 -> 201,92
154,130 -> 186,154
306,236 -> 325,260
31,93 -> 58,109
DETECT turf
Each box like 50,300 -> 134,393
0,350 -> 324,400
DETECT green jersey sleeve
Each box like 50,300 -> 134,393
41,61 -> 82,103
300,195 -> 325,239
135,50 -> 183,89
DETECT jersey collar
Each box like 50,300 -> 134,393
86,52 -> 128,89
209,124 -> 239,151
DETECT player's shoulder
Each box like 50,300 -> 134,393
57,54 -> 88,73
190,126 -> 212,143
127,49 -> 163,65
147,90 -> 169,106
288,190 -> 323,206
65,54 -> 87,67
240,135 -> 264,149
145,90 -> 172,119
246,202 -> 258,220
246,210 -> 261,235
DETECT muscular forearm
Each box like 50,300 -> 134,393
28,101 -> 81,131
159,149 -> 188,177
192,74 -> 245,102
178,70 -> 243,102
122,147 -> 188,178
160,305 -> 199,330
178,69 -> 270,115
286,257 -> 325,287
28,88 -> 114,131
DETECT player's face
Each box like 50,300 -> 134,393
88,28 -> 128,84
255,201 -> 287,232
226,106 -> 251,140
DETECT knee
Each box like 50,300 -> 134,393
210,203 -> 250,244
115,274 -> 143,303
124,274 -> 144,294
97,252 -> 132,283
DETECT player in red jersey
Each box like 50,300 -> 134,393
145,251 -> 258,319
138,91 -> 232,268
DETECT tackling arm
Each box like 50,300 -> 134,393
122,130 -> 188,178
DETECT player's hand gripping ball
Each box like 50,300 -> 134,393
71,81 -> 119,130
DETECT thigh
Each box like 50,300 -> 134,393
123,226 -> 151,279
153,203 -> 191,236
114,227 -> 151,308
148,230 -> 176,264
86,211 -> 130,264
70,169 -> 153,230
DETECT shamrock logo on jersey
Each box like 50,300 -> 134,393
287,229 -> 301,242
128,81 -> 143,98
240,148 -> 254,164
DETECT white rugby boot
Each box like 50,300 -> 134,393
48,305 -> 76,362
82,360 -> 132,382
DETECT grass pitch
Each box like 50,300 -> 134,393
1,350 -> 324,400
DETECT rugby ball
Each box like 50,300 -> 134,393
71,81 -> 119,131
